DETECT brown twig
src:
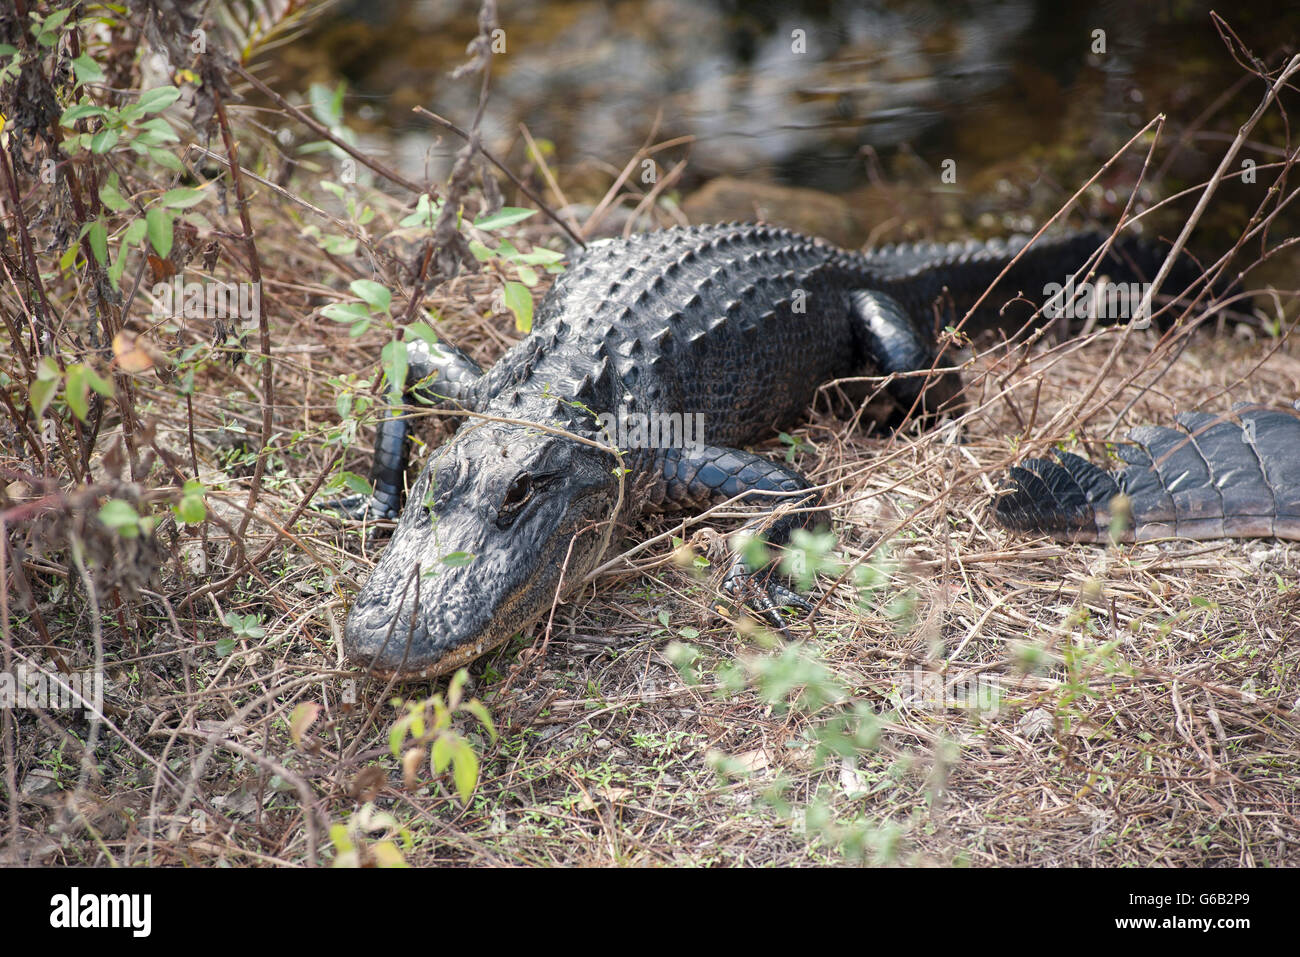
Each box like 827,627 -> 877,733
414,107 -> 587,250
231,62 -> 431,197
213,88 -> 275,561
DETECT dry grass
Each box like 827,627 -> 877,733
6,241 -> 1299,865
4,6 -> 1300,867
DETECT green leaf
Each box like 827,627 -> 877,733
61,103 -> 106,125
431,736 -> 452,774
440,551 -> 475,567
308,81 -> 345,128
516,264 -> 539,287
160,187 -> 205,209
381,339 -> 408,401
320,234 -> 358,256
451,739 -> 479,803
36,8 -> 72,34
399,194 -> 441,228
215,637 -> 236,657
99,182 -> 131,212
136,86 -> 181,114
322,302 -> 370,323
71,54 -> 104,84
86,367 -> 114,398
173,492 -> 206,524
145,206 -> 172,258
86,220 -> 107,266
29,377 -> 57,417
123,218 -> 147,247
389,717 -> 407,759
464,699 -> 497,742
503,281 -> 533,333
89,127 -> 119,154
349,279 -> 391,314
134,128 -> 173,147
473,207 -> 536,231
35,356 -> 60,381
516,247 -> 565,265
107,251 -> 126,291
224,612 -> 266,639
64,365 -> 90,421
740,534 -> 770,573
406,321 -> 438,346
98,499 -> 142,537
331,471 -> 371,497
138,118 -> 179,144
144,146 -> 183,171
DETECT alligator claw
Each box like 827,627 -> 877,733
318,493 -> 399,522
720,565 -> 814,632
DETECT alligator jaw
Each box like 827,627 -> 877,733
346,624 -> 504,682
344,571 -> 536,680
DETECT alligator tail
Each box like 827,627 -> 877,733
859,231 -> 1209,335
993,404 -> 1300,542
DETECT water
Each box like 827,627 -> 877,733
273,0 -> 1300,248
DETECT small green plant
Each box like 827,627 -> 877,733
216,613 -> 266,657
172,479 -> 208,525
668,534 -> 923,862
777,431 -> 807,463
388,669 -> 497,803
330,803 -> 412,868
30,356 -> 114,423
97,499 -> 153,539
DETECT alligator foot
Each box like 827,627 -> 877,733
720,564 -> 815,632
317,493 -> 399,522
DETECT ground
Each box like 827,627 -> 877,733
9,294 -> 1299,865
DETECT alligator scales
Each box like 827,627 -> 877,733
334,223 -> 1299,678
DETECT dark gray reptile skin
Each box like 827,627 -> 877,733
335,222 -> 1232,678
994,404 -> 1300,541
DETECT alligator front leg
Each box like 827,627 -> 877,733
654,444 -> 824,629
329,339 -> 485,520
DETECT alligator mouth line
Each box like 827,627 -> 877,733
354,635 -> 501,682
348,576 -> 540,681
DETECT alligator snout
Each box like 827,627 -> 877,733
343,555 -> 502,677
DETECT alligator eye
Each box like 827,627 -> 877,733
501,472 -> 532,512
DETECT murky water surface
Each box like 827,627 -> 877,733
274,1 -> 1299,250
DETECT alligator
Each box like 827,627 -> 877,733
333,222 -> 1294,679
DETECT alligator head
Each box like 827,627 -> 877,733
343,422 -> 619,678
